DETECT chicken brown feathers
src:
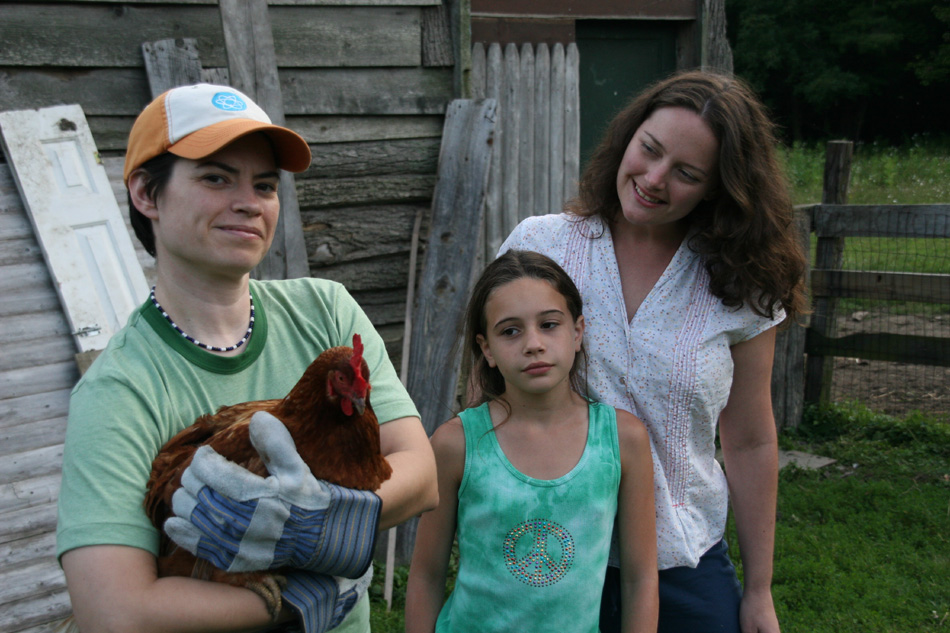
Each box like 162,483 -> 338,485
144,334 -> 392,614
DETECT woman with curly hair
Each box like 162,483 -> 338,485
499,70 -> 807,633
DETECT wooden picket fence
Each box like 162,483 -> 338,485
772,141 -> 950,429
471,42 -> 580,261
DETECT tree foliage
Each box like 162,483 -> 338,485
727,0 -> 949,142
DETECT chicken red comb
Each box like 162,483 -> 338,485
350,334 -> 368,392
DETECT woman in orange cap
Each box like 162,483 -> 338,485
57,84 -> 437,633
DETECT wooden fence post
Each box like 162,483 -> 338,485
399,98 -> 497,563
804,140 -> 853,404
771,208 -> 812,430
142,39 -> 203,97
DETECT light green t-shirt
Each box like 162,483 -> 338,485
435,401 -> 621,633
57,277 -> 419,631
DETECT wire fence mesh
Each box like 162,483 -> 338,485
822,226 -> 950,418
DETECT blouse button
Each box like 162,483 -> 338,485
619,376 -> 626,385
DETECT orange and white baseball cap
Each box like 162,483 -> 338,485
123,83 -> 311,184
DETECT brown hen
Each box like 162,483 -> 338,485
144,333 -> 392,615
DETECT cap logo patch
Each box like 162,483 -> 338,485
212,92 -> 248,112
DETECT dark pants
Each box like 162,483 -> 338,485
599,539 -> 743,633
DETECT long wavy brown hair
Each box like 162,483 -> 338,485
570,70 -> 808,323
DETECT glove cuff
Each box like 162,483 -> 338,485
303,486 -> 381,577
282,568 -> 371,633
282,572 -> 339,633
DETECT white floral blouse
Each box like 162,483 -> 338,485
500,213 -> 784,569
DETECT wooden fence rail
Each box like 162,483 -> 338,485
773,141 -> 950,428
470,42 -> 580,262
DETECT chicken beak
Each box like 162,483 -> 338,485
349,397 -> 366,416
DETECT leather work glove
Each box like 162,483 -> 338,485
283,565 -> 373,633
165,411 -> 381,578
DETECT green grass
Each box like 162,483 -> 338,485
726,403 -> 950,632
780,137 -> 950,206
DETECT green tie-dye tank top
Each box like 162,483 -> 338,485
434,401 -> 620,633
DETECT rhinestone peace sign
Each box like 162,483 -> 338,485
503,519 -> 575,587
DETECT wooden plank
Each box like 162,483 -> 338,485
271,6 -> 421,67
0,531 -> 56,570
0,68 -> 452,118
303,204 -> 430,265
771,210 -> 812,430
1,312 -> 72,346
422,3 -> 454,67
804,140 -> 852,404
401,98 -> 496,563
533,43 -> 551,215
470,42 -> 486,99
483,43 -> 504,260
805,330 -> 950,367
0,338 -> 75,373
0,362 -> 78,402
518,44 -> 535,219
0,5 -> 421,68
812,204 -> 950,239
0,473 -> 61,514
311,253 -> 413,291
0,499 -> 57,544
0,4 -> 226,67
811,270 -> 950,304
350,289 -> 412,326
0,237 -> 44,267
563,42 -> 580,202
0,416 -> 67,459
0,588 -> 71,633
287,116 -> 445,144
0,390 -> 71,432
220,0 -> 309,281
281,68 -> 454,115
0,561 -> 67,606
549,43 -> 565,214
501,43 -> 520,239
142,38 -> 204,97
303,138 -> 440,179
0,264 -> 58,317
0,445 -> 64,484
702,0 -> 732,72
1,164 -> 34,238
297,174 -> 436,208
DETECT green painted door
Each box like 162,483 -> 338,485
576,20 -> 678,166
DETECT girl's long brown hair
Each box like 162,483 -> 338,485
570,70 -> 808,323
462,250 -> 588,410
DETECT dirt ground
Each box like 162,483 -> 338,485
828,307 -> 950,418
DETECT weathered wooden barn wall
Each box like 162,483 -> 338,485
0,162 -> 77,633
0,0 -> 457,359
0,1 -> 458,630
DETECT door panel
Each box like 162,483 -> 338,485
576,20 -> 678,166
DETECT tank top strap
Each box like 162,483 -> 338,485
585,401 -> 621,471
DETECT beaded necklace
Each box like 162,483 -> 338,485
149,286 -> 254,353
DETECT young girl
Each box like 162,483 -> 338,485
405,250 -> 658,633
